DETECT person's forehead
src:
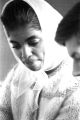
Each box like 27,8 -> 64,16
8,25 -> 42,42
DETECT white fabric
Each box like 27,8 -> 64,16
23,0 -> 68,71
8,0 -> 72,101
5,0 -> 69,71
8,1 -> 74,119
1,0 -> 76,120
9,62 -> 80,120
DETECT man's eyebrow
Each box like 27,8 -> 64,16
26,36 -> 38,42
10,40 -> 19,44
10,36 -> 39,43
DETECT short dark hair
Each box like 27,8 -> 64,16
0,0 -> 41,31
55,2 -> 80,46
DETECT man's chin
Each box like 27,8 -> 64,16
30,67 -> 41,71
28,65 -> 42,71
26,63 -> 42,71
23,60 -> 43,71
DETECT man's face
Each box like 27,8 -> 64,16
65,35 -> 80,76
7,25 -> 45,71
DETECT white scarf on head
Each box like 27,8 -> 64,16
10,0 -> 70,98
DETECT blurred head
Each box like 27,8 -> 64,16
55,2 -> 80,46
55,2 -> 80,76
65,34 -> 80,76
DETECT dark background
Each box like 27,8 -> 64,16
0,0 -> 79,81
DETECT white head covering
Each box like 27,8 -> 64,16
21,0 -> 67,71
3,0 -> 68,71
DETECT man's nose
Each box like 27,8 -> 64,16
21,44 -> 32,58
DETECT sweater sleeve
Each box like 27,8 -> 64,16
0,85 -> 13,120
55,88 -> 80,120
0,65 -> 17,120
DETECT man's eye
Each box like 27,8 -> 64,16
12,44 -> 21,49
28,38 -> 40,46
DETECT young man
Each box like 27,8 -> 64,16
0,0 -> 78,120
55,2 -> 80,76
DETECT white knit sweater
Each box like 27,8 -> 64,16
0,60 -> 80,120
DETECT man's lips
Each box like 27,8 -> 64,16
28,56 -> 41,63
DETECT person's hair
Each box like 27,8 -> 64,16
0,0 -> 41,31
55,2 -> 80,46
